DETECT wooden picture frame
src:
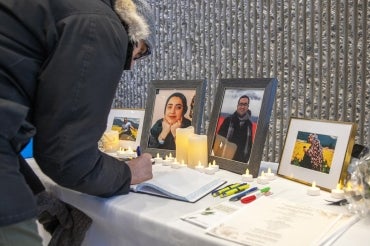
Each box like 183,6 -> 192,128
208,78 -> 278,175
140,80 -> 206,157
277,118 -> 357,191
106,108 -> 145,150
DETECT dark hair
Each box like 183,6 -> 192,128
164,92 -> 188,116
238,95 -> 250,104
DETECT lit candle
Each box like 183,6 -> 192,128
195,161 -> 205,172
167,153 -> 175,162
179,159 -> 187,168
175,126 -> 194,164
116,147 -> 126,158
101,130 -> 120,152
331,183 -> 345,199
153,153 -> 163,164
211,160 -> 219,171
187,134 -> 208,168
204,162 -> 217,175
307,181 -> 321,196
257,171 -> 269,184
242,168 -> 254,182
126,147 -> 136,158
265,167 -> 276,180
161,155 -> 172,166
171,158 -> 181,169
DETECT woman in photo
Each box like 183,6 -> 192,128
148,92 -> 191,149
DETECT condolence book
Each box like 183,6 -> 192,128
130,164 -> 226,203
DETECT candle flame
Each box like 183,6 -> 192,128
261,171 -> 265,176
336,183 -> 341,190
245,169 -> 250,175
267,167 -> 271,174
212,160 -> 216,166
156,153 -> 160,158
312,181 -> 316,188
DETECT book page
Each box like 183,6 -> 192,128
131,165 -> 225,202
206,196 -> 358,246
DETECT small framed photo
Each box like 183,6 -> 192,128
208,78 -> 278,175
140,80 -> 206,157
106,108 -> 145,150
277,118 -> 357,191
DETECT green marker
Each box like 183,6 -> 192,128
260,187 -> 270,193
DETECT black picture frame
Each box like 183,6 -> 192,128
140,79 -> 206,157
207,78 -> 278,176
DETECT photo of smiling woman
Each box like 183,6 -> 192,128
148,92 -> 193,149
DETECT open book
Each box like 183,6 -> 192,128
130,164 -> 226,202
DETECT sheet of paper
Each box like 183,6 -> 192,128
206,196 -> 358,246
181,202 -> 241,228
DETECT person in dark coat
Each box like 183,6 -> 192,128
0,0 -> 156,244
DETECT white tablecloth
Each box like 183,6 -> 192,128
28,159 -> 370,246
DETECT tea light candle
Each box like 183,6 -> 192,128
153,153 -> 163,164
307,181 -> 321,196
167,153 -> 175,162
175,126 -> 194,164
210,160 -> 219,171
171,158 -> 181,169
265,167 -> 276,180
242,168 -> 254,182
195,162 -> 205,172
257,171 -> 269,184
179,160 -> 187,168
331,183 -> 345,199
161,155 -> 172,166
125,147 -> 136,158
204,163 -> 217,175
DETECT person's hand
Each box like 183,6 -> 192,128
170,120 -> 181,137
126,153 -> 153,185
159,119 -> 171,140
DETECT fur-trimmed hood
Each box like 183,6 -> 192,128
114,0 -> 155,49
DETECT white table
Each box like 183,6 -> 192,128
28,159 -> 370,246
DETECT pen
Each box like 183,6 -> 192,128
240,187 -> 271,204
229,187 -> 258,201
220,183 -> 250,198
211,183 -> 241,197
136,146 -> 141,156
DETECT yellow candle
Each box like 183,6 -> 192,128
175,126 -> 194,164
187,134 -> 208,168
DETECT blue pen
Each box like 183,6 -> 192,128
229,187 -> 258,201
136,146 -> 141,156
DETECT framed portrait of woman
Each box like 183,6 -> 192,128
140,80 -> 206,157
207,78 -> 278,175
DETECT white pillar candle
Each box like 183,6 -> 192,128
187,134 -> 208,169
175,126 -> 194,164
307,181 -> 321,196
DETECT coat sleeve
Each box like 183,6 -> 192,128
33,13 -> 132,197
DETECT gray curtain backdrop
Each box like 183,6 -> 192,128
113,0 -> 370,163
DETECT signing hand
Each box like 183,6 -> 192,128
126,153 -> 153,184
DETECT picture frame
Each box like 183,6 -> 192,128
140,79 -> 206,157
208,78 -> 278,175
106,108 -> 145,150
277,118 -> 357,191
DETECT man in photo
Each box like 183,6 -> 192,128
217,95 -> 253,163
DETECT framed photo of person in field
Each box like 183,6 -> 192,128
277,118 -> 357,191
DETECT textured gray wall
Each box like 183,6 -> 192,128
113,0 -> 370,162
